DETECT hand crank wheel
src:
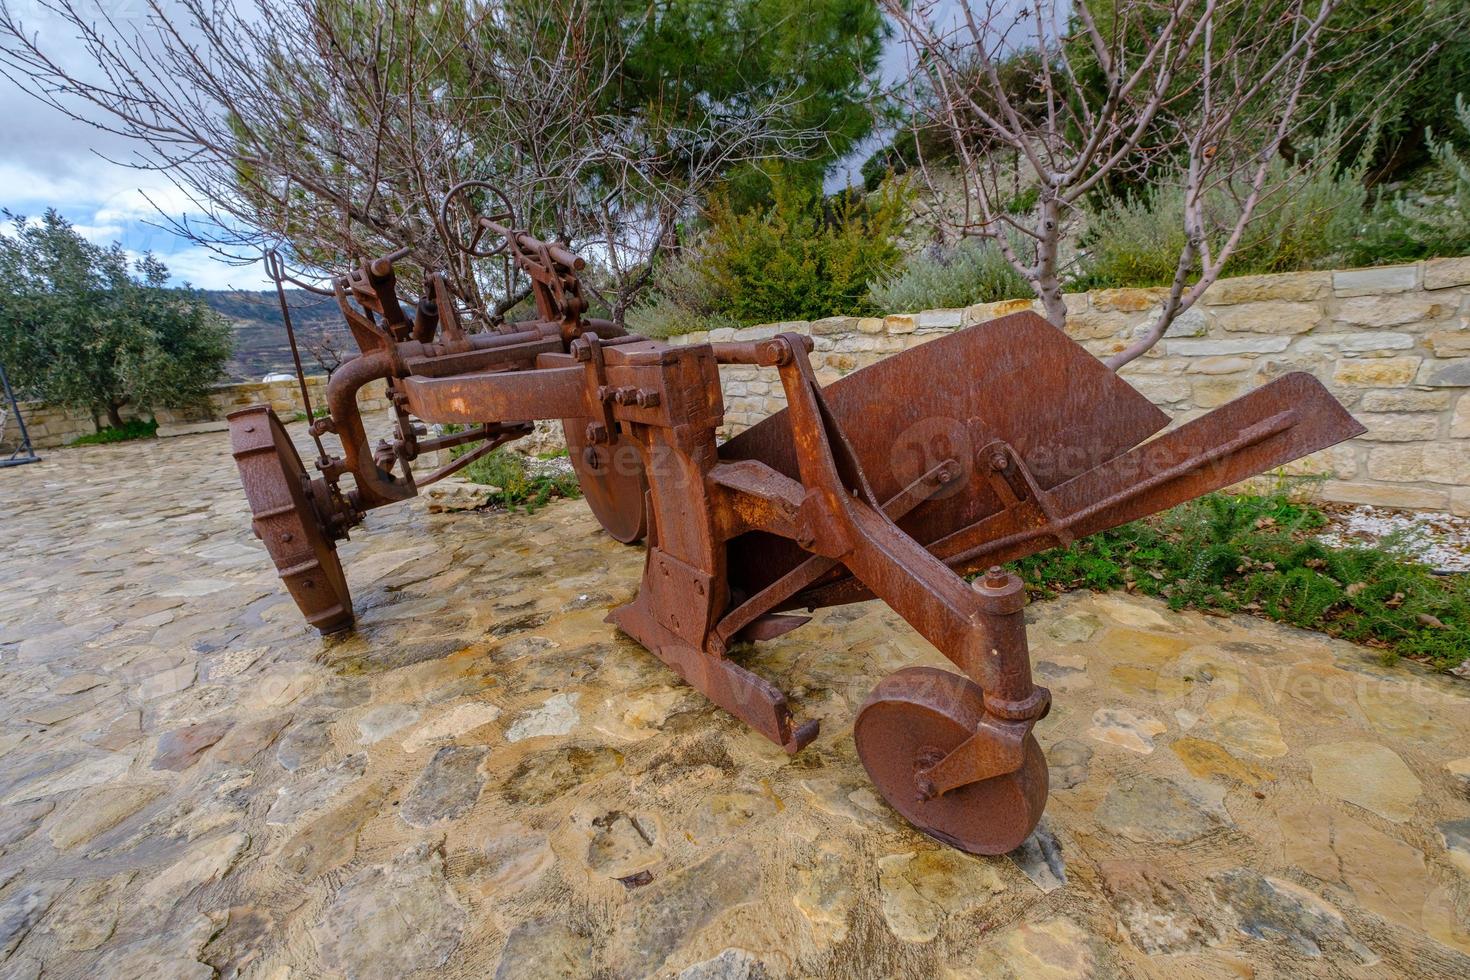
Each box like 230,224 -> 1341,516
440,179 -> 516,258
228,406 -> 355,634
854,666 -> 1047,855
564,420 -> 647,544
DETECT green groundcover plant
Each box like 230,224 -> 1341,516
447,440 -> 581,515
1007,485 -> 1469,671
65,418 -> 159,446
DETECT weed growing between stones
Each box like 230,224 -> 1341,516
1010,487 -> 1470,671
451,445 -> 580,515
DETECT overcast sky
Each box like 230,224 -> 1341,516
0,0 -> 1015,291
0,1 -> 268,289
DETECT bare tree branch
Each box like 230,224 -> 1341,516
0,0 -> 835,323
882,0 -> 1424,370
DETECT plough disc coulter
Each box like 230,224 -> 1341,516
231,199 -> 1363,855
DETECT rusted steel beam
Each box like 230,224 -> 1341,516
397,366 -> 586,424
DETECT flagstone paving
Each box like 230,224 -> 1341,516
1,429 -> 1469,979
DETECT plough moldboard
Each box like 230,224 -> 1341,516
230,184 -> 1365,855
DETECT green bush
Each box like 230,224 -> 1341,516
1076,151 -> 1369,290
628,171 -> 909,334
1342,94 -> 1470,266
868,237 -> 1032,311
452,445 -> 581,514
700,173 -> 908,323
1010,485 -> 1470,671
66,418 -> 159,446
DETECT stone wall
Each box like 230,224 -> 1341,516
15,376 -> 391,449
15,257 -> 1468,512
669,256 -> 1470,515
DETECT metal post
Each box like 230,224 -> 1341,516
0,359 -> 40,468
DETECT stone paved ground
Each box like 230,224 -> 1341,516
2,430 -> 1469,980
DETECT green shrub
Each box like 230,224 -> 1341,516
66,418 -> 158,446
629,170 -> 909,334
867,238 -> 1032,311
1010,485 -> 1470,671
1077,156 -> 1370,290
700,173 -> 909,323
1342,94 -> 1470,266
452,445 -> 581,514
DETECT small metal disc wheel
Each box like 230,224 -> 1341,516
440,179 -> 516,258
854,666 -> 1048,855
228,406 -> 355,634
564,419 -> 648,544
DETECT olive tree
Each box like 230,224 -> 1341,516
0,211 -> 232,429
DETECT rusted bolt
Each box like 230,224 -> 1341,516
571,340 -> 592,362
929,460 -> 959,485
243,425 -> 255,433
597,385 -> 615,402
759,339 -> 792,366
984,565 -> 1009,589
281,532 -> 294,543
582,446 -> 602,470
585,421 -> 608,444
612,386 -> 639,405
634,389 -> 660,408
988,451 -> 1009,471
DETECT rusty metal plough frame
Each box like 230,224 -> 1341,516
229,182 -> 1364,854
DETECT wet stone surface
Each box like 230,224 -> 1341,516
1,429 -> 1469,977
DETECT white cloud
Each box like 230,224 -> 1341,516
136,246 -> 267,291
70,222 -> 125,243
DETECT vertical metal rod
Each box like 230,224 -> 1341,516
264,249 -> 330,467
0,359 -> 40,466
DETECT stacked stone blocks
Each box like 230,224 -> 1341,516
669,256 -> 1470,515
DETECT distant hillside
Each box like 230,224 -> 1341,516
203,289 -> 354,382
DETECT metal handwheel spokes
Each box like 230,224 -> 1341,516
440,179 -> 517,258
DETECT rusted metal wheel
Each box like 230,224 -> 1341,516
564,420 -> 648,544
228,406 -> 355,634
854,666 -> 1048,855
439,179 -> 516,258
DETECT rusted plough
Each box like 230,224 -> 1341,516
230,183 -> 1363,854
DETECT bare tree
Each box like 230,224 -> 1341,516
882,0 -> 1413,370
0,0 -> 832,324
301,325 -> 352,378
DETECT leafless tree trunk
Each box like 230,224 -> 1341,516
302,328 -> 351,379
0,0 -> 830,324
883,0 -> 1409,370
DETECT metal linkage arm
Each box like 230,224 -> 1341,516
765,334 -> 1049,732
